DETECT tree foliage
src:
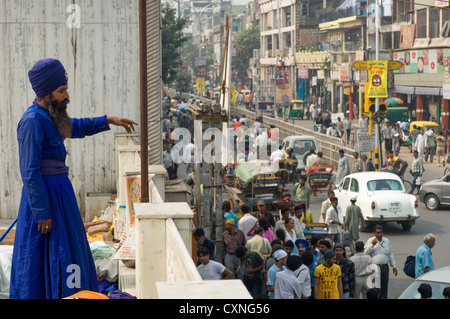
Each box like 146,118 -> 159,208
161,3 -> 190,84
175,70 -> 192,93
182,37 -> 216,89
232,24 -> 260,86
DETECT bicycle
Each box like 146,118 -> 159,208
397,162 -> 413,194
400,175 -> 413,194
444,167 -> 450,176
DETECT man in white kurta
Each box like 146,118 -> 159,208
414,128 -> 425,158
336,150 -> 349,185
274,255 -> 303,299
325,197 -> 344,244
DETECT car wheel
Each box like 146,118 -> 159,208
401,222 -> 412,231
425,194 -> 440,211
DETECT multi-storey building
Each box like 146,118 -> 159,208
380,0 -> 450,129
257,0 -> 359,112
259,0 -> 300,103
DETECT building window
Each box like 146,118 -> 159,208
286,6 -> 292,27
394,0 -> 410,22
382,32 -> 392,50
416,9 -> 427,38
392,31 -> 400,49
443,7 -> 450,23
429,8 -> 439,38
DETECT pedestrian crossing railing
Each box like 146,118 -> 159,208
230,106 -> 356,168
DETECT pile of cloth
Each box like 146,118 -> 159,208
88,241 -> 136,299
0,245 -> 13,299
84,206 -> 115,242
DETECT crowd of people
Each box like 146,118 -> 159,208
159,92 -> 450,300
191,193 -> 382,299
161,96 -> 196,180
192,195 -> 449,299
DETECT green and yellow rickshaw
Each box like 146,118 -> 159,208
285,99 -> 305,119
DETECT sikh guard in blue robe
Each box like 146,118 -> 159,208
10,58 -> 138,299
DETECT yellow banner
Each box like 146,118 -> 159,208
196,78 -> 205,94
231,86 -> 236,104
367,61 -> 388,98
196,78 -> 201,94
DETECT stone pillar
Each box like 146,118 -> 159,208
416,94 -> 424,121
134,202 -> 194,299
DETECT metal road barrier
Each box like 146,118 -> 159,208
163,88 -> 356,168
230,106 -> 356,168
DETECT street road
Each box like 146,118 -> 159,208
180,107 -> 450,298
273,115 -> 450,299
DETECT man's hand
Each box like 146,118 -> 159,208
37,218 -> 52,235
107,117 -> 138,134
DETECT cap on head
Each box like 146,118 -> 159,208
324,250 -> 336,260
273,249 -> 287,261
28,58 -> 68,98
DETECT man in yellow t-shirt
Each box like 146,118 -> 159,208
314,250 -> 343,299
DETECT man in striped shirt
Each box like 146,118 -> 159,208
409,150 -> 424,194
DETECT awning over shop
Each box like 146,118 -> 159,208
318,16 -> 360,31
394,86 -> 415,95
415,87 -> 442,96
394,86 -> 442,96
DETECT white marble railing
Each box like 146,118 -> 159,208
165,216 -> 201,283
115,134 -> 252,299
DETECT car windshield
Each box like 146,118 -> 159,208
398,280 -> 448,299
292,140 -> 316,157
424,126 -> 439,135
367,179 -> 403,191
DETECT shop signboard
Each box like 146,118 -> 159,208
443,83 -> 450,99
194,57 -> 206,67
393,48 -> 447,74
356,128 -> 375,153
318,69 -> 325,79
275,84 -> 294,107
298,67 -> 309,79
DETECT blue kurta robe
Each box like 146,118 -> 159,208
10,100 -> 110,299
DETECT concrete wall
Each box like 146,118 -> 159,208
0,0 -> 140,218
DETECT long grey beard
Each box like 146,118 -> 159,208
48,99 -> 72,139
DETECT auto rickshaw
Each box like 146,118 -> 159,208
285,99 -> 305,119
409,120 -> 440,151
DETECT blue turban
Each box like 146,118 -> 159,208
295,238 -> 310,250
28,58 -> 68,98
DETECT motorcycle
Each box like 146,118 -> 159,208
401,129 -> 410,146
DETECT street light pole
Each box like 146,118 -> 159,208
192,2 -> 218,59
375,0 -> 381,170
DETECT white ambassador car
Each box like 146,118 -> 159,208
398,266 -> 450,299
334,172 -> 420,231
